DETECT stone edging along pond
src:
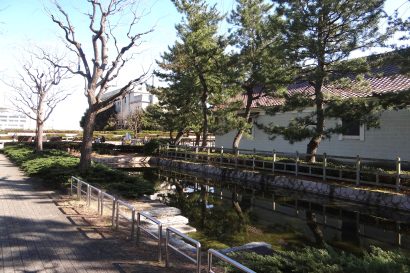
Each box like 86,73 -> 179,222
150,157 -> 410,211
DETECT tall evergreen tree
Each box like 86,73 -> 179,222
156,0 -> 233,147
263,0 -> 388,161
227,0 -> 293,150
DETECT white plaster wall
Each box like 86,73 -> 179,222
215,109 -> 410,160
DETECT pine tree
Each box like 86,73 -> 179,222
227,0 -> 294,150
263,0 -> 388,162
156,0 -> 233,147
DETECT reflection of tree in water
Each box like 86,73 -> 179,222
305,211 -> 326,248
165,180 -> 250,242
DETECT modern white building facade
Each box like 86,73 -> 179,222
0,107 -> 30,130
112,84 -> 158,121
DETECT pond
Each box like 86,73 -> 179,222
129,166 -> 410,252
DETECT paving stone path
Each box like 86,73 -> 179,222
0,154 -> 194,273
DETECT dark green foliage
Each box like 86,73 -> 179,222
261,0 -> 389,159
80,105 -> 117,131
227,246 -> 410,273
156,0 -> 234,146
3,144 -> 154,197
143,138 -> 168,155
225,0 -> 294,149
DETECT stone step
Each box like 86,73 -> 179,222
157,215 -> 189,226
142,207 -> 181,218
171,224 -> 197,234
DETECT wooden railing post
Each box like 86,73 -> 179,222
356,155 -> 361,186
295,151 -> 299,176
252,148 -> 256,170
235,148 -> 238,168
207,146 -> 210,163
272,150 -> 276,175
323,153 -> 327,181
396,157 -> 401,192
220,146 -> 224,164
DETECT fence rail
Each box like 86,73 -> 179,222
115,200 -> 136,240
137,212 -> 163,261
69,176 -> 253,273
165,227 -> 201,273
159,145 -> 410,192
207,249 -> 256,273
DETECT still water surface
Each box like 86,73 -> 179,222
131,167 -> 410,252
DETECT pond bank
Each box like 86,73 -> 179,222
150,157 -> 410,211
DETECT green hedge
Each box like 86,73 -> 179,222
3,144 -> 154,197
227,246 -> 410,273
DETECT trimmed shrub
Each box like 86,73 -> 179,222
226,246 -> 410,273
143,138 -> 169,155
3,144 -> 154,196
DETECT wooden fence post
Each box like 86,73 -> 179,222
252,148 -> 256,170
272,150 -> 276,175
356,155 -> 361,186
323,153 -> 327,181
295,151 -> 299,176
396,157 -> 401,192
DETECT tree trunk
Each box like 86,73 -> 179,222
35,102 -> 45,153
79,109 -> 97,173
200,94 -> 208,147
194,132 -> 201,146
232,88 -> 254,150
35,121 -> 44,152
174,130 -> 184,145
306,211 -> 326,248
306,76 -> 325,162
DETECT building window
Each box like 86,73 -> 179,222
339,118 -> 364,141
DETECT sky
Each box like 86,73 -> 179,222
0,0 -> 409,130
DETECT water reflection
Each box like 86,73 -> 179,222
131,167 -> 410,251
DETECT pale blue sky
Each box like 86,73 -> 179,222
0,0 -> 408,130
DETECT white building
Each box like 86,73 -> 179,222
108,84 -> 158,121
0,107 -> 30,130
216,65 -> 410,161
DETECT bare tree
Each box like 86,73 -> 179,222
47,0 -> 153,172
124,107 -> 145,138
7,56 -> 69,152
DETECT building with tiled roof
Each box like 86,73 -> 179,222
216,55 -> 410,161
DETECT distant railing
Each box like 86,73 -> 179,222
159,145 -> 410,192
69,176 -> 252,272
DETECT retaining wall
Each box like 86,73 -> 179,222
150,157 -> 410,211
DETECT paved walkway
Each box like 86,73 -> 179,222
0,154 -> 192,273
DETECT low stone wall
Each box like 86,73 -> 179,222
150,157 -> 410,211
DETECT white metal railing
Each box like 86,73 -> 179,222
69,176 -> 254,273
165,227 -> 201,273
115,199 -> 136,240
160,145 -> 410,192
207,249 -> 256,273
137,212 -> 163,261
100,192 -> 116,227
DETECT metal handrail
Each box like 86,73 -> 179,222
137,212 -> 163,261
207,249 -> 256,273
69,176 -> 254,273
100,192 -> 116,227
115,199 -> 136,240
88,184 -> 101,211
165,227 -> 201,273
